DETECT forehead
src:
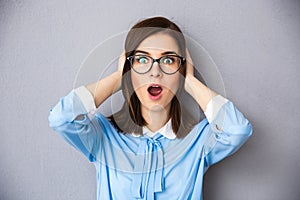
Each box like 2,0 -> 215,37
136,33 -> 179,55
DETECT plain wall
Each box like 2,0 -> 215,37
1,0 -> 299,199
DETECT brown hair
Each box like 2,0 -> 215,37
109,16 -> 199,138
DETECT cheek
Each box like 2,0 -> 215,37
131,73 -> 142,91
131,73 -> 147,96
163,75 -> 181,94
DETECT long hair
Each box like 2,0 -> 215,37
109,16 -> 200,138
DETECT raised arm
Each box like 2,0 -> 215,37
184,48 -> 218,112
184,48 -> 252,166
86,51 -> 125,108
48,51 -> 126,162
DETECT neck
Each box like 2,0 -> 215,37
142,104 -> 171,133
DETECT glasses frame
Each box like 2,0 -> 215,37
127,54 -> 186,75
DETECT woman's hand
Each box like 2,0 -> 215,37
86,50 -> 126,108
117,50 -> 126,76
115,50 -> 126,91
184,48 -> 195,92
184,48 -> 217,112
185,48 -> 194,78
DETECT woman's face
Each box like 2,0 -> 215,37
130,32 -> 182,113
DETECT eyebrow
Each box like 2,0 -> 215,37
134,50 -> 178,56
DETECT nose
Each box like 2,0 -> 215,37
150,61 -> 162,77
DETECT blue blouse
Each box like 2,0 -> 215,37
48,87 -> 252,200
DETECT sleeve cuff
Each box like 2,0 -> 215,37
74,86 -> 97,114
204,95 -> 229,123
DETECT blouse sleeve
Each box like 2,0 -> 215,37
48,86 -> 104,162
203,95 -> 253,167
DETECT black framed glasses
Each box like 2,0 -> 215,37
127,54 -> 186,75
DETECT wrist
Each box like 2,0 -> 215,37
112,71 -> 122,92
184,74 -> 194,94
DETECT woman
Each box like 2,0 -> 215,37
48,16 -> 252,200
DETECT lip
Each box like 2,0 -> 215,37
147,83 -> 163,100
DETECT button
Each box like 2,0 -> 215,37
216,124 -> 222,131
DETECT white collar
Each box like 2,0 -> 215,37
132,119 -> 176,140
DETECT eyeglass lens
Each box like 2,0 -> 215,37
130,55 -> 182,74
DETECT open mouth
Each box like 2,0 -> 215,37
147,84 -> 163,97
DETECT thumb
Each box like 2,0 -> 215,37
118,50 -> 126,73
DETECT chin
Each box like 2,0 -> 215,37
141,98 -> 172,113
147,104 -> 167,112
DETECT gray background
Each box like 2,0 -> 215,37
1,0 -> 299,199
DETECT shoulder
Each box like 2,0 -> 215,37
94,112 -> 137,140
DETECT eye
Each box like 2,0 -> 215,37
161,56 -> 175,65
135,56 -> 149,64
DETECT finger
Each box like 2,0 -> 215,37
118,50 -> 126,72
185,48 -> 194,75
119,50 -> 126,61
121,50 -> 126,57
185,48 -> 193,65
